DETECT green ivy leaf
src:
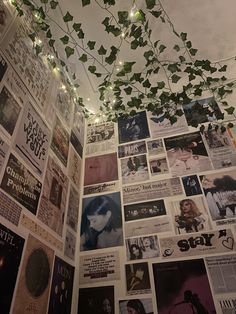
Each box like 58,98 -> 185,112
41,0 -> 48,3
169,115 -> 177,124
105,46 -> 118,64
65,46 -> 75,58
228,122 -> 234,128
87,41 -> 96,50
157,81 -> 165,89
130,73 -> 143,82
153,66 -> 160,74
82,0 -> 90,6
135,10 -> 146,22
167,63 -> 179,73
144,50 -> 154,61
219,65 -> 227,72
123,62 -> 136,73
73,23 -> 81,32
116,69 -> 126,77
46,29 -> 52,38
98,45 -> 107,55
179,55 -> 186,63
124,86 -> 132,95
194,88 -> 202,96
150,10 -> 162,18
189,48 -> 198,56
159,44 -> 166,53
189,73 -> 195,81
131,39 -> 139,50
180,32 -> 187,41
173,44 -> 180,52
143,79 -> 151,88
224,107 -> 235,115
146,0 -> 156,9
186,41 -> 192,48
171,74 -> 181,83
200,125 -> 205,134
60,35 -> 69,44
60,60 -> 66,67
118,11 -> 129,24
63,11 -> 73,22
28,32 -> 36,42
50,0 -> 58,9
35,44 -> 42,55
104,0 -> 115,5
78,29 -> 84,39
88,65 -> 96,73
175,109 -> 184,116
79,54 -> 87,62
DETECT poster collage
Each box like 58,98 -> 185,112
0,3 -> 83,313
0,1 -> 236,314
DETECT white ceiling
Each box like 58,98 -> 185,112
53,0 -> 236,114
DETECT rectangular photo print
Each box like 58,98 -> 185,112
152,258 -> 216,314
118,141 -> 146,158
149,157 -> 169,176
164,131 -> 212,176
121,154 -> 149,185
124,199 -> 166,222
170,196 -> 211,235
118,111 -> 150,144
147,139 -> 165,156
80,192 -> 123,251
126,235 -> 160,260
200,169 -> 236,220
78,286 -> 114,314
125,262 -> 151,295
119,298 -> 153,314
181,175 -> 202,197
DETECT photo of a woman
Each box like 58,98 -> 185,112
119,298 -> 153,314
174,198 -> 209,234
80,193 -> 123,251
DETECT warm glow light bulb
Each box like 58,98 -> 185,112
87,98 -> 90,101
119,61 -> 123,65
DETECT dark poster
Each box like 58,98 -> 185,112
125,262 -> 151,295
0,223 -> 25,314
118,111 -> 150,144
48,256 -> 75,314
152,259 -> 216,314
0,52 -> 7,81
78,286 -> 114,314
0,153 -> 42,214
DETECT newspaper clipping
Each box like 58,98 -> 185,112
37,156 -> 69,236
66,184 -> 80,232
0,190 -> 21,226
64,229 -> 76,260
165,131 -> 213,176
122,177 -> 183,204
54,87 -> 74,128
126,235 -> 160,260
147,108 -> 188,138
147,139 -> 165,156
1,153 -> 42,214
118,140 -> 146,158
160,229 -> 235,259
84,181 -> 119,195
203,129 -> 236,169
71,102 -> 85,148
0,51 -> 8,81
14,101 -> 51,176
0,135 -> 9,172
200,169 -> 236,220
125,262 -> 151,295
205,254 -> 236,294
149,157 -> 169,176
86,122 -> 116,155
51,116 -> 69,167
68,146 -> 82,189
121,154 -> 149,185
79,251 -> 120,284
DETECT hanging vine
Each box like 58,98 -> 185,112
10,0 -> 236,128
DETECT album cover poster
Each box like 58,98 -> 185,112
164,131 -> 212,176
126,235 -> 160,261
0,222 -> 25,314
118,140 -> 146,158
0,51 -> 8,81
119,298 -> 153,314
64,229 -> 76,261
0,135 -> 9,173
71,102 -> 85,147
121,154 -> 149,185
170,196 -> 211,235
182,96 -> 223,126
78,286 -> 114,314
200,169 -> 236,220
149,157 -> 169,176
125,262 -> 151,295
1,153 -> 42,214
12,234 -> 54,314
48,256 -> 75,314
66,184 -> 80,232
68,146 -> 82,188
51,116 -> 69,167
203,129 -> 236,169
0,85 -> 21,136
14,101 -> 51,176
124,199 -> 166,222
152,259 -> 216,314
118,111 -> 150,144
147,108 -> 188,138
1,18 -> 54,109
181,175 -> 202,196
147,139 -> 165,156
84,153 -> 118,186
54,87 -> 74,128
80,192 -> 123,251
37,156 -> 69,236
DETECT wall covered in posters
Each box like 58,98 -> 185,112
1,2 -> 236,314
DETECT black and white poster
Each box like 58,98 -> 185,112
14,101 -> 51,176
125,262 -> 151,295
118,140 -> 146,158
121,154 -> 149,185
1,153 -> 42,214
0,135 -> 9,173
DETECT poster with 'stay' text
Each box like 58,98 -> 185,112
160,229 -> 235,259
14,101 -> 51,177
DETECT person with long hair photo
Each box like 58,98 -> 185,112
175,199 -> 208,234
80,194 -> 123,251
